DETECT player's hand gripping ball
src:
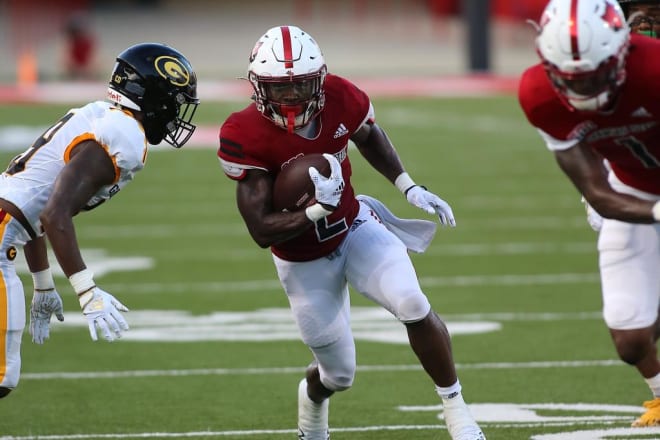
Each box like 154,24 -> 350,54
272,153 -> 331,212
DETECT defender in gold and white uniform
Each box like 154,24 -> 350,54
0,42 -> 198,398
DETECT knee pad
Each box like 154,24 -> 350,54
395,292 -> 431,323
313,337 -> 356,392
319,366 -> 354,392
0,387 -> 12,398
317,355 -> 355,391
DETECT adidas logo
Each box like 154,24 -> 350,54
333,123 -> 348,139
632,107 -> 652,118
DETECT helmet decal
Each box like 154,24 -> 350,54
155,55 -> 190,86
249,41 -> 263,63
602,1 -> 626,31
540,9 -> 552,28
280,26 -> 295,69
569,0 -> 580,60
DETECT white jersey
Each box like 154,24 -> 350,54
0,101 -> 147,238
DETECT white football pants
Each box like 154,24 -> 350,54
599,219 -> 660,330
273,200 -> 432,391
0,211 -> 29,391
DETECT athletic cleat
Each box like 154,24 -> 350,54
297,379 -> 330,439
442,398 -> 486,440
632,397 -> 660,427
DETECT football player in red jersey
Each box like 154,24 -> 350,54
620,0 -> 660,37
519,0 -> 660,427
218,25 -> 485,440
583,0 -> 660,231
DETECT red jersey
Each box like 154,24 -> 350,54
218,74 -> 372,261
519,34 -> 660,195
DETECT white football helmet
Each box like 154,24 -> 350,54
536,0 -> 630,111
247,25 -> 327,132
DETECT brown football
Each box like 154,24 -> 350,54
272,154 -> 331,212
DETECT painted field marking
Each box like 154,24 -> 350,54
22,359 -> 624,380
40,308 -> 602,344
70,221 -> 595,238
0,426 -> 439,440
11,242 -> 596,278
48,307 -> 500,343
532,426 -> 660,439
14,249 -> 153,278
402,402 -> 645,424
17,360 -> 652,440
85,272 -> 600,296
3,421 -> 660,439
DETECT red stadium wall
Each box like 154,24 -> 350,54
428,0 -> 546,20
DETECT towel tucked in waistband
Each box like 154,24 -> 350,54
356,194 -> 437,253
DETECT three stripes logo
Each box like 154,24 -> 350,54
333,123 -> 349,139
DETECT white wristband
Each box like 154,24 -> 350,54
69,268 -> 95,295
32,268 -> 55,291
394,172 -> 416,195
305,203 -> 332,222
653,201 -> 660,222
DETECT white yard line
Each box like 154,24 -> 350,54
12,361 -> 642,440
4,422 -> 657,440
21,359 -> 622,381
96,272 -> 599,295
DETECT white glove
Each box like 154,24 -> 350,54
29,289 -> 64,344
70,268 -> 129,342
308,153 -> 344,209
406,185 -> 456,227
581,196 -> 603,232
78,287 -> 129,342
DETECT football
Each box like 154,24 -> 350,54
272,153 -> 331,212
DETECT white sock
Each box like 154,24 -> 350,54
644,372 -> 660,398
298,379 -> 328,432
436,380 -> 464,404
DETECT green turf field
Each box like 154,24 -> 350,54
0,97 -> 655,440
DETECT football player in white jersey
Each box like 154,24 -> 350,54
0,42 -> 198,398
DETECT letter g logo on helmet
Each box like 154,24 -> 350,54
154,55 -> 190,86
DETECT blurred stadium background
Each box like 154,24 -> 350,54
3,1 -> 658,439
0,0 -> 546,86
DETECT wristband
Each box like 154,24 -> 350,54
32,268 -> 55,291
653,201 -> 660,222
394,172 -> 416,195
305,203 -> 332,222
404,184 -> 427,196
69,268 -> 95,296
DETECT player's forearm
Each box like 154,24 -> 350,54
585,192 -> 658,224
354,125 -> 405,183
23,235 -> 50,273
40,216 -> 86,277
246,211 -> 313,248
